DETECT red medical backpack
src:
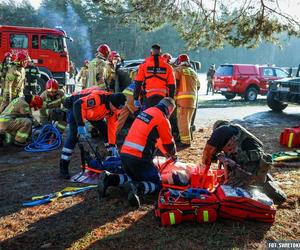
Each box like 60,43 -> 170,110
216,185 -> 276,224
280,127 -> 300,148
155,188 -> 219,226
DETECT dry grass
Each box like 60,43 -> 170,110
0,126 -> 299,250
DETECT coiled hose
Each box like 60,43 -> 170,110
25,124 -> 62,152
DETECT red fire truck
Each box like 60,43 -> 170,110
0,25 -> 71,93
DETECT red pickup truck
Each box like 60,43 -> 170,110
213,64 -> 289,101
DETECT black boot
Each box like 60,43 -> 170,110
97,171 -> 110,198
123,182 -> 140,208
0,133 -> 5,147
13,140 -> 27,147
59,159 -> 70,179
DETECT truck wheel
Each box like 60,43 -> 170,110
224,93 -> 236,100
245,87 -> 258,101
267,91 -> 288,112
36,77 -> 47,95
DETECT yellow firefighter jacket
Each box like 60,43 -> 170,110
174,65 -> 200,108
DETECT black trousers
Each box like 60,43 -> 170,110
120,154 -> 161,185
143,95 -> 164,109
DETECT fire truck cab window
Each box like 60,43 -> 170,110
32,35 -> 39,49
41,35 -> 63,52
10,34 -> 28,48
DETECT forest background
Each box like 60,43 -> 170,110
1,0 -> 300,70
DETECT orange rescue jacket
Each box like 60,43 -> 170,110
121,106 -> 175,160
135,55 -> 175,98
74,91 -> 118,144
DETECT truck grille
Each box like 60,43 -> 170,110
281,83 -> 300,93
290,85 -> 300,92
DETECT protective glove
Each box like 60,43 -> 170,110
77,126 -> 88,141
134,100 -> 141,108
111,146 -> 119,157
106,144 -> 119,157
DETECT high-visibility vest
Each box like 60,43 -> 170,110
135,56 -> 175,98
121,106 -> 173,160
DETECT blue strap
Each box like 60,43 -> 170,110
23,186 -> 96,207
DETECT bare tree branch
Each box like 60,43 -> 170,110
94,0 -> 300,49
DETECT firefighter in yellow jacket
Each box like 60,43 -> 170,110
0,52 -> 12,100
117,69 -> 138,134
78,60 -> 89,89
24,59 -> 40,95
174,54 -> 200,147
0,51 -> 27,113
0,95 -> 43,146
106,51 -> 121,92
40,79 -> 66,132
87,44 -> 111,89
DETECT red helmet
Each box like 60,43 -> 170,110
108,51 -> 121,62
11,53 -> 17,62
15,51 -> 28,62
162,53 -> 172,63
46,79 -> 59,93
30,95 -> 43,110
97,44 -> 111,59
175,54 -> 190,66
4,52 -> 12,58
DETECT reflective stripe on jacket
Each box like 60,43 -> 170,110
135,56 -> 175,98
121,106 -> 174,160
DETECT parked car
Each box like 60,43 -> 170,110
119,59 -> 201,76
213,64 -> 289,101
267,65 -> 300,111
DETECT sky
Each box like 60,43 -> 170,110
0,0 -> 41,9
30,0 -> 42,8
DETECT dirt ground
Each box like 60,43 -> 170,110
0,118 -> 299,249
